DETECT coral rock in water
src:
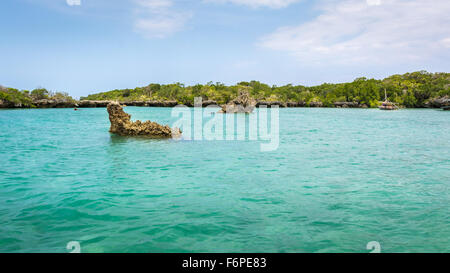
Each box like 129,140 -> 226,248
219,89 -> 256,114
107,102 -> 181,138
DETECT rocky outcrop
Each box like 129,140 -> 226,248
34,99 -> 77,108
183,100 -> 218,107
334,101 -> 360,108
425,96 -> 450,108
286,101 -> 306,107
202,100 -> 218,107
0,100 -> 13,108
309,101 -> 323,107
256,101 -> 287,108
78,100 -> 190,107
219,90 -> 256,113
141,101 -> 178,107
0,100 -> 29,108
78,100 -> 110,108
125,101 -> 145,107
106,102 -> 181,138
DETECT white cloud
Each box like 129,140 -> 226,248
442,38 -> 450,48
134,0 -> 191,38
135,0 -> 172,9
135,14 -> 190,39
366,0 -> 381,6
66,0 -> 81,6
206,0 -> 300,9
260,0 -> 450,65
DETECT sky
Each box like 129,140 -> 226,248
1,0 -> 449,98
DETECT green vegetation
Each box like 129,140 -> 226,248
0,86 -> 75,107
2,71 -> 449,108
0,86 -> 34,107
82,71 -> 450,108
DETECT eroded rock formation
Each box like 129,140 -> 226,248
0,99 -> 13,108
309,101 -> 323,107
107,102 -> 181,138
334,102 -> 361,108
257,101 -> 287,108
286,101 -> 306,107
425,96 -> 450,108
34,99 -> 77,108
219,89 -> 256,113
78,100 -> 110,108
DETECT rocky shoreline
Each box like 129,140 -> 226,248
1,97 -> 449,109
424,96 -> 450,108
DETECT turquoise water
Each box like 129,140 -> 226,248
0,107 -> 449,253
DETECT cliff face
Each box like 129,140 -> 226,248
106,102 -> 181,138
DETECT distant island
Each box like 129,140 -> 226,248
1,71 -> 449,109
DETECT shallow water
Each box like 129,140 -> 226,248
0,107 -> 449,253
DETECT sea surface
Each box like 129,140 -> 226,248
0,107 -> 449,253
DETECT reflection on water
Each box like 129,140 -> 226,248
108,134 -> 174,145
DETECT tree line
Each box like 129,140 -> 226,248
81,71 -> 450,108
1,71 -> 449,108
0,86 -> 75,107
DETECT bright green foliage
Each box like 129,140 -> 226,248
82,71 -> 450,108
0,86 -> 75,107
2,71 -> 449,108
0,87 -> 34,107
30,88 -> 50,100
